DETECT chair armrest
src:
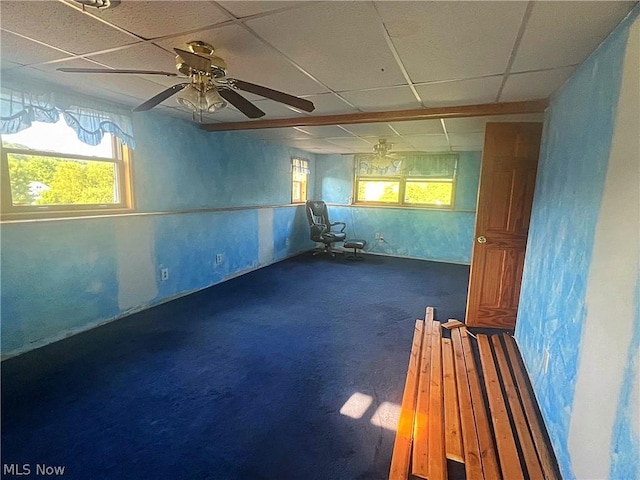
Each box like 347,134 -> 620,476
311,223 -> 328,236
330,222 -> 346,233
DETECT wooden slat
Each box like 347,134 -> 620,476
477,335 -> 524,480
389,320 -> 424,480
426,306 -> 435,323
451,329 -> 483,478
441,319 -> 465,330
443,338 -> 464,462
460,328 -> 501,479
492,336 -> 545,480
412,319 -> 434,477
427,321 -> 446,480
503,334 -> 561,480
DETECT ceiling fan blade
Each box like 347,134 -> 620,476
219,89 -> 265,119
174,48 -> 211,72
231,79 -> 315,113
133,83 -> 190,112
57,67 -> 178,76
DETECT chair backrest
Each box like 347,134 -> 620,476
305,200 -> 330,241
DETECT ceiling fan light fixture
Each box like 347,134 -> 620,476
175,84 -> 201,111
176,85 -> 227,114
204,88 -> 227,112
374,139 -> 393,157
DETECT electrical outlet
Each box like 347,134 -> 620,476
215,253 -> 223,264
285,238 -> 291,248
375,232 -> 382,240
160,268 -> 169,281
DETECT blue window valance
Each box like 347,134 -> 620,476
0,85 -> 136,149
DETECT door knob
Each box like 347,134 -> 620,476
477,236 -> 487,244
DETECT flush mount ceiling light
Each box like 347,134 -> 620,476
70,0 -> 120,9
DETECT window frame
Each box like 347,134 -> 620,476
1,134 -> 134,220
291,157 -> 309,204
353,155 -> 457,209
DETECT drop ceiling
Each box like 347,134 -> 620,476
0,0 -> 636,154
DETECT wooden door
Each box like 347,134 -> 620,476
466,122 -> 543,329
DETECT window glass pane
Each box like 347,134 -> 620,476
292,182 -> 302,203
2,120 -> 113,157
7,153 -> 117,206
357,180 -> 400,203
404,180 -> 453,206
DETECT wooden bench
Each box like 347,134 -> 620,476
389,308 -> 561,480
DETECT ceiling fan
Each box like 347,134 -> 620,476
373,139 -> 398,160
57,41 -> 315,120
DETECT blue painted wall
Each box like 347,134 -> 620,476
515,7 -> 639,479
1,111 -> 316,357
314,151 -> 481,264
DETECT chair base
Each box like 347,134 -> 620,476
312,243 -> 340,257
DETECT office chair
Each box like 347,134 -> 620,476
305,200 -> 347,256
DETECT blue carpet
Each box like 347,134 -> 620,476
1,253 -> 470,480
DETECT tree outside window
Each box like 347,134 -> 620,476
1,117 -> 132,218
354,153 -> 457,208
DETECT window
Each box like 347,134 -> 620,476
1,117 -> 133,218
354,153 -> 457,208
291,158 -> 309,203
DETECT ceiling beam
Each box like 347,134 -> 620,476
200,99 -> 548,132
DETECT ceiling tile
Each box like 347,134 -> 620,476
443,113 -> 544,133
294,125 -> 353,138
218,2 -> 310,19
156,24 -> 328,96
29,58 -> 176,108
340,86 -> 421,112
246,2 -> 407,91
0,1 -> 138,55
88,43 -> 176,73
283,138 -> 346,154
303,93 -> 358,115
90,1 -> 231,39
415,76 -> 503,107
376,2 -> 528,83
1,31 -> 70,66
15,63 -> 141,109
405,134 -> 450,149
1,59 -> 22,71
325,136 -> 375,150
512,1 -> 636,72
338,123 -> 399,138
242,127 -> 313,141
448,133 -> 486,150
389,119 -> 444,135
500,67 -> 575,102
249,99 -> 307,119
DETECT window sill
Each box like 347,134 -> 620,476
327,203 -> 476,213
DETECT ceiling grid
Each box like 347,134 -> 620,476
0,0 -> 635,154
